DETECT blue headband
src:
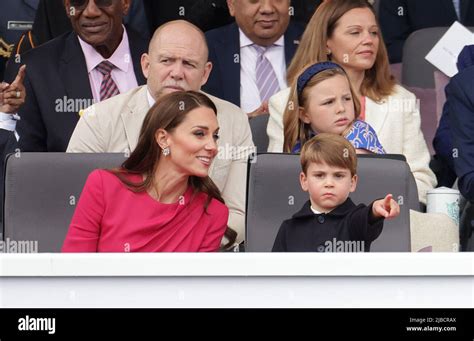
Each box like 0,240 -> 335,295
296,62 -> 345,97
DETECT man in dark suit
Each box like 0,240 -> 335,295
143,0 -> 235,34
31,0 -> 149,47
379,0 -> 474,63
1,0 -> 147,153
203,0 -> 304,118
433,45 -> 474,187
0,0 -> 147,225
142,0 -> 320,34
440,48 -> 474,200
7,0 -> 150,65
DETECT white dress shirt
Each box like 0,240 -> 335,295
78,26 -> 138,103
239,29 -> 287,113
452,0 -> 461,19
0,112 -> 19,140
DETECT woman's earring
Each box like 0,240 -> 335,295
162,147 -> 170,156
326,49 -> 332,56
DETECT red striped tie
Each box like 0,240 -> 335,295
96,61 -> 120,101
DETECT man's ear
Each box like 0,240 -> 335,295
141,53 -> 150,79
63,0 -> 73,18
298,106 -> 311,124
155,128 -> 170,150
227,0 -> 237,17
349,174 -> 358,193
299,171 -> 309,192
200,61 -> 213,87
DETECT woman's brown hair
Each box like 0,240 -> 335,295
109,91 -> 237,248
283,64 -> 361,153
286,0 -> 396,102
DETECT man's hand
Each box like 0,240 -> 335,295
0,65 -> 26,113
247,101 -> 269,119
372,194 -> 400,219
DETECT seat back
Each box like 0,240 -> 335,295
249,114 -> 269,153
245,153 -> 414,252
3,153 -> 127,252
406,86 -> 437,155
402,27 -> 474,88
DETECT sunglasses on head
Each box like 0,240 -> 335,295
69,0 -> 114,9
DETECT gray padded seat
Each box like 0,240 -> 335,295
249,114 -> 269,153
3,153 -> 127,252
402,26 -> 474,88
246,153 -> 417,252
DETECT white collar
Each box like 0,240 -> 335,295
238,28 -> 284,48
146,88 -> 155,108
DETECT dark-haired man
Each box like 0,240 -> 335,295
203,0 -> 304,118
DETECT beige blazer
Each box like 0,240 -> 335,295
267,85 -> 437,203
67,86 -> 255,244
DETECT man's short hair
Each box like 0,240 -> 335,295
300,133 -> 357,176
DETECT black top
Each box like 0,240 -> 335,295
272,198 -> 384,252
143,0 -> 234,34
379,0 -> 474,63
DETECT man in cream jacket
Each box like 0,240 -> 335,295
67,20 -> 255,245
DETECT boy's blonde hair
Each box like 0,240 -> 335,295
300,133 -> 357,176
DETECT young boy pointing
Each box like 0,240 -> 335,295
272,133 -> 400,252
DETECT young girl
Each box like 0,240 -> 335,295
283,61 -> 385,154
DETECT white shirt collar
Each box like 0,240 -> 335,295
238,28 -> 284,48
146,88 -> 155,108
310,205 -> 334,215
310,206 -> 322,215
78,25 -> 131,73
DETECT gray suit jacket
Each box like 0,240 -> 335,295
67,85 -> 255,243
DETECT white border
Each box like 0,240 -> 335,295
0,253 -> 473,276
1,253 -> 473,308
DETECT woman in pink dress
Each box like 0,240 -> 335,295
62,91 -> 233,252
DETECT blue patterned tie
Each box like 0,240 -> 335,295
253,44 -> 280,102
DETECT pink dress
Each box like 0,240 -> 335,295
62,170 -> 228,252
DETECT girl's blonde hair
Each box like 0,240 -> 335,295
283,64 -> 360,153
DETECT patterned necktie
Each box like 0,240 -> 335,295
96,60 -> 120,101
253,44 -> 280,102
